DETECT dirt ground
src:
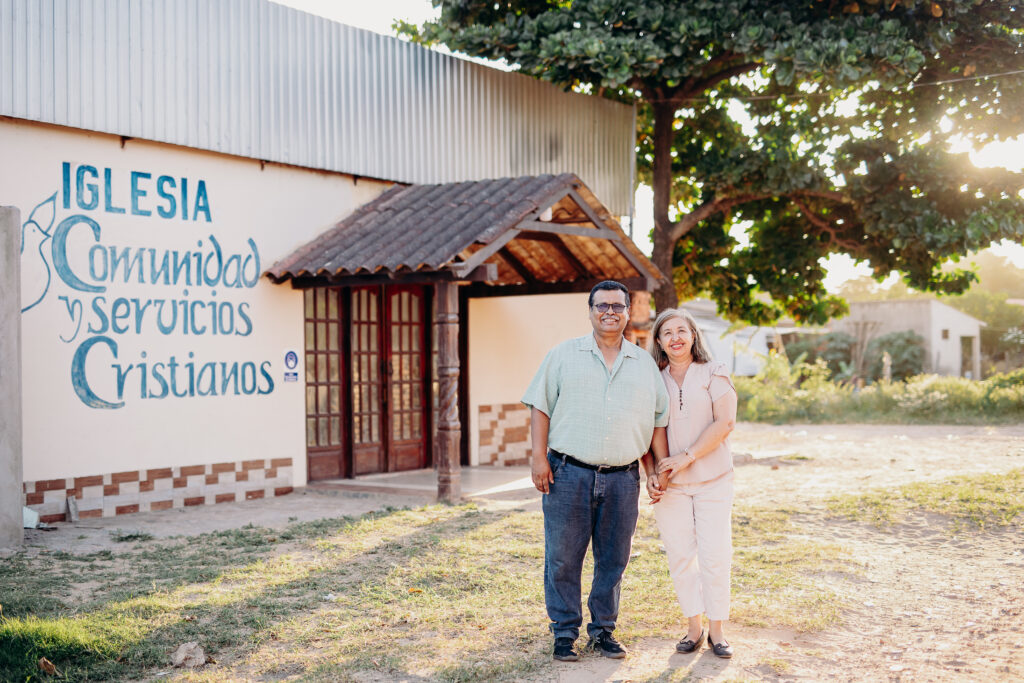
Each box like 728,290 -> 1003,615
16,423 -> 1024,682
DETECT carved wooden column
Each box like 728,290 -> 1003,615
434,281 -> 462,502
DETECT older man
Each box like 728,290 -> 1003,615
521,280 -> 669,661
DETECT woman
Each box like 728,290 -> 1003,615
644,308 -> 738,658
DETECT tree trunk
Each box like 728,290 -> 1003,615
650,98 -> 678,312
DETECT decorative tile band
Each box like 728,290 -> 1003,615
22,458 -> 295,523
479,403 -> 531,466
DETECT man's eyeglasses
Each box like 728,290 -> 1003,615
592,303 -> 627,313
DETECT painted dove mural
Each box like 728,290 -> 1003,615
20,192 -> 56,313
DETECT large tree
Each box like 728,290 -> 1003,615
403,0 -> 1024,323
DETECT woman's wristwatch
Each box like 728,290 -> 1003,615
685,449 -> 696,465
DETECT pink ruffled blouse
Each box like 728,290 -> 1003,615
661,360 -> 736,485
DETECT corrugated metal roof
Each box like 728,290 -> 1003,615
0,0 -> 635,214
266,174 -> 661,289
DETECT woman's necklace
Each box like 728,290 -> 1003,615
670,362 -> 691,411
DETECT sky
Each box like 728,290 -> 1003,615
273,0 -> 1024,291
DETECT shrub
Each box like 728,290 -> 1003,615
736,353 -> 1023,424
865,331 -> 925,381
784,332 -> 855,378
987,368 -> 1024,388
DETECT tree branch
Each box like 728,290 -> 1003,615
668,188 -> 856,244
792,189 -> 854,204
669,194 -> 772,243
685,62 -> 761,97
792,199 -> 861,251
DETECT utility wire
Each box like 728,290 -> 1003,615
675,67 -> 1024,103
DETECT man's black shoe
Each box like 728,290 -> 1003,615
553,637 -> 580,661
587,631 -> 627,659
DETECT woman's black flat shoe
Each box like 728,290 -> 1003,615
708,636 -> 733,658
675,629 -> 706,653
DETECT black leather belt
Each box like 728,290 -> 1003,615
550,450 -> 638,473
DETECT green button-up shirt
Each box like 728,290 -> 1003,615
521,334 -> 669,466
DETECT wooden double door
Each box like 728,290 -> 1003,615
304,285 -> 429,479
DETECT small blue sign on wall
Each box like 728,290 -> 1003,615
284,349 -> 299,382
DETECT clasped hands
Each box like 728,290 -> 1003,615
646,452 -> 696,503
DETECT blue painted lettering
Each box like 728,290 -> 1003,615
221,362 -> 239,395
194,180 -> 211,222
241,362 -> 256,394
150,250 -> 171,285
52,215 -> 105,293
89,244 -> 109,282
258,361 -> 274,395
168,356 -> 188,397
203,236 -> 222,286
217,301 -> 234,334
156,299 -> 178,335
171,251 -> 191,284
236,303 -> 253,336
71,335 -> 123,409
113,361 -> 135,400
76,165 -> 99,210
62,162 -> 72,209
156,176 -> 176,219
242,239 -> 260,287
58,295 -> 84,343
196,362 -> 217,396
110,247 -> 145,283
185,352 -> 196,397
150,362 -> 169,399
88,296 -> 109,334
103,168 -> 126,214
189,300 -> 206,335
130,172 -> 152,216
111,297 -> 131,334
61,164 -> 211,221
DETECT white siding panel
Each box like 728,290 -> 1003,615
0,0 -> 634,213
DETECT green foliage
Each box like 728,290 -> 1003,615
736,355 -> 1024,423
865,330 -> 926,380
785,332 -> 856,377
406,0 -> 1024,323
988,367 -> 1024,388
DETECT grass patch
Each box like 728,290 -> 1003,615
762,657 -> 791,674
828,468 -> 1024,529
110,529 -> 155,543
0,501 -> 855,681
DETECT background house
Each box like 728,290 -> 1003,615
678,299 -> 773,376
830,300 -> 984,378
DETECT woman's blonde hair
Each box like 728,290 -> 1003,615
648,308 -> 713,369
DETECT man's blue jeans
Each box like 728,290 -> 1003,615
542,451 -> 641,640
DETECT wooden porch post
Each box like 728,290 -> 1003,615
434,282 -> 462,502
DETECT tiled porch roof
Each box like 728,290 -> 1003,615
266,173 -> 662,290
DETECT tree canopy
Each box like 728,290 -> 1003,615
404,0 -> 1024,323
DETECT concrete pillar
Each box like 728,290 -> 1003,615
434,281 -> 461,503
0,206 -> 23,549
